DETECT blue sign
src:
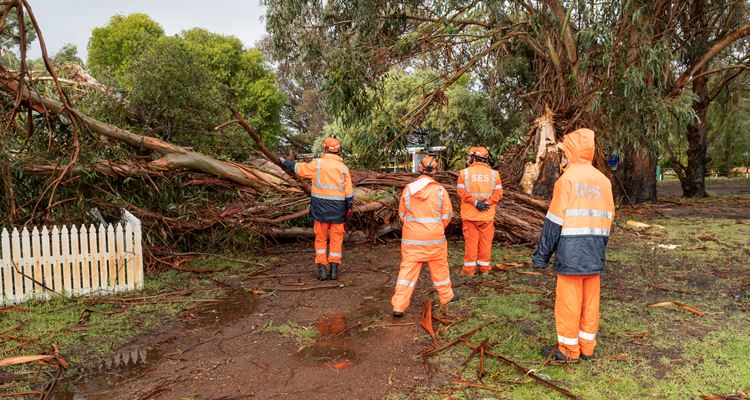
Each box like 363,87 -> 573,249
607,155 -> 620,170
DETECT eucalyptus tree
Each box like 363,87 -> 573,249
264,0 -> 750,201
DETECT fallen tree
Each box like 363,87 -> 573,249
0,68 -> 546,246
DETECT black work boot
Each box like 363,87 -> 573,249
316,264 -> 328,280
329,263 -> 339,280
541,345 -> 578,362
580,353 -> 594,361
450,292 -> 460,303
392,311 -> 404,317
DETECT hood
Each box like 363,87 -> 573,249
561,128 -> 595,164
407,176 -> 436,200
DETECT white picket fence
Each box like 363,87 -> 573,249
0,210 -> 144,305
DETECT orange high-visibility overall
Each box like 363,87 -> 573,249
532,129 -> 615,359
457,162 -> 503,274
293,153 -> 354,266
391,176 -> 455,313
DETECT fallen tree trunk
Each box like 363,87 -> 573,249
0,72 -> 293,192
1,69 -> 546,245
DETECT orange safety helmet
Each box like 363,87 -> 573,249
468,146 -> 489,158
418,155 -> 440,174
323,136 -> 341,153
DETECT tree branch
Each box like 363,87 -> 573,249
229,106 -> 311,195
670,23 -> 750,96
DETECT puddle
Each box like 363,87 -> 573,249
316,313 -> 348,336
51,290 -> 257,399
191,293 -> 258,328
297,343 -> 358,368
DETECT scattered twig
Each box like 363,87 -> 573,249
265,284 -> 344,292
648,301 -> 705,316
462,340 -> 580,399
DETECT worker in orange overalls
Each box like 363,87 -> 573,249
281,137 -> 354,280
391,156 -> 458,317
532,128 -> 615,362
457,147 -> 503,275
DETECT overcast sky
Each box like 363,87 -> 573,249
26,0 -> 268,61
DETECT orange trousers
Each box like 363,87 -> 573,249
462,220 -> 495,274
391,258 -> 454,313
555,274 -> 600,359
313,221 -> 345,265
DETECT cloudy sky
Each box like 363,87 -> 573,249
26,0 -> 268,61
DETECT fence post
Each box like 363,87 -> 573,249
89,224 -> 100,293
40,227 -> 53,297
20,228 -> 33,299
1,229 -> 13,304
70,225 -> 81,296
79,225 -> 90,295
97,224 -> 108,291
121,210 -> 144,290
51,226 -> 62,294
11,228 -> 23,301
60,226 -> 71,296
107,224 -> 116,290
31,227 -> 42,294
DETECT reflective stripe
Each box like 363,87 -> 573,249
456,183 -> 465,188
312,193 -> 346,201
477,260 -> 491,266
463,169 -> 469,190
329,252 -> 342,258
561,227 -> 610,236
495,184 -> 503,190
293,163 -> 299,174
402,238 -> 447,246
313,182 -> 345,190
315,249 -> 327,254
557,335 -> 579,345
565,209 -> 613,219
579,330 -> 597,341
405,217 -> 441,223
315,159 -> 321,184
490,172 -> 495,195
396,279 -> 416,287
437,188 -> 444,216
441,211 -> 453,220
472,193 -> 491,198
399,212 -> 406,219
464,261 -> 477,266
433,277 -> 451,286
404,191 -> 411,211
546,212 -> 564,225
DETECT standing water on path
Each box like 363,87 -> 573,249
51,292 -> 257,399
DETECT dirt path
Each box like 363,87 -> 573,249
54,243 -> 449,400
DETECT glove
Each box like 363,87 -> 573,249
531,256 -> 547,269
346,209 -> 352,223
474,200 -> 490,212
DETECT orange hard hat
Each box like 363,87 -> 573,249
468,146 -> 489,158
418,155 -> 440,173
323,137 -> 341,153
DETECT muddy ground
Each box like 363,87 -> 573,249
53,243 -> 445,400
46,178 -> 750,400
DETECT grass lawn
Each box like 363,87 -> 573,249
398,194 -> 750,399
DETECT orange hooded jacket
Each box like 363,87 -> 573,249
399,176 -> 453,262
532,129 -> 615,275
